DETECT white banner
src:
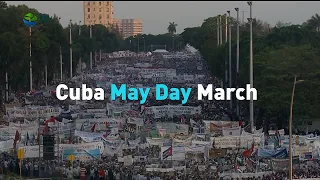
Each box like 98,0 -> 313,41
103,143 -> 123,156
161,146 -> 185,161
19,142 -> 104,158
75,118 -> 122,131
212,135 -> 261,148
146,138 -> 164,146
145,105 -> 201,118
12,106 -> 60,118
74,130 -> 104,138
185,145 -> 206,153
222,126 -> 241,136
0,140 -> 14,151
107,103 -> 131,114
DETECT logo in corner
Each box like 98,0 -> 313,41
23,13 -> 37,27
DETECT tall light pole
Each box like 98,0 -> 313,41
247,1 -> 254,132
219,15 -> 223,45
59,17 -> 63,81
78,21 -> 82,73
224,13 -> 228,89
137,35 -> 140,52
142,36 -> 145,52
217,15 -> 220,46
225,14 -> 228,43
89,22 -> 93,70
235,8 -> 240,116
289,75 -> 304,180
227,11 -> 232,109
29,22 -> 33,91
69,19 -> 73,78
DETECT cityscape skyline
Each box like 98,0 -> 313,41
5,1 -> 320,35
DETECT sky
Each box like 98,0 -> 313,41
6,1 -> 320,35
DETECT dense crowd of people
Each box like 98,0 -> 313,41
1,48 -> 319,180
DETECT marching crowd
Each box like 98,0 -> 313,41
1,49 -> 320,180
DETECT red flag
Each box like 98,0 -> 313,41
13,130 -> 20,148
106,121 -> 109,129
36,133 -> 39,144
43,123 -> 49,135
91,123 -> 96,132
243,143 -> 254,157
180,116 -> 185,124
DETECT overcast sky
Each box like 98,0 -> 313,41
6,1 -> 320,35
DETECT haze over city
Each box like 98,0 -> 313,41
6,1 -> 320,34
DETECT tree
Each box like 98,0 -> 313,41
306,13 -> 320,31
0,4 -> 125,92
0,1 -> 7,9
181,14 -> 320,128
167,22 -> 177,34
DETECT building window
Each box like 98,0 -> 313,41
87,14 -> 90,19
100,21 -> 102,24
99,8 -> 101,12
99,15 -> 102,20
87,2 -> 90,5
87,8 -> 90,12
107,8 -> 109,12
93,2 -> 95,5
107,2 -> 109,6
99,2 -> 102,6
107,14 -> 109,19
93,8 -> 95,11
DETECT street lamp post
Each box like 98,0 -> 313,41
79,21 -> 82,73
219,15 -> 223,45
225,14 -> 228,43
235,8 -> 240,116
69,19 -> 73,78
247,1 -> 254,132
217,15 -> 220,46
142,36 -> 145,52
227,11 -> 232,109
289,75 -> 304,180
29,23 -> 33,91
89,22 -> 93,70
137,36 -> 140,52
58,17 -> 63,81
224,13 -> 228,90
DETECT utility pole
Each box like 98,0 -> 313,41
78,21 -> 82,73
217,15 -> 220,46
225,14 -> 228,43
224,14 -> 228,88
247,1 -> 254,132
219,15 -> 222,45
29,26 -> 33,91
227,11 -> 232,109
59,47 -> 62,81
100,49 -> 102,61
89,23 -> 93,70
235,8 -> 240,117
58,17 -> 62,81
69,19 -> 73,78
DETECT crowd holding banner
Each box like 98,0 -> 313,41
1,47 -> 320,180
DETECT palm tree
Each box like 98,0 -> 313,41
167,22 -> 177,34
0,1 -> 7,9
306,13 -> 320,31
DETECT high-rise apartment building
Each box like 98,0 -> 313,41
83,1 -> 114,26
114,19 -> 143,39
